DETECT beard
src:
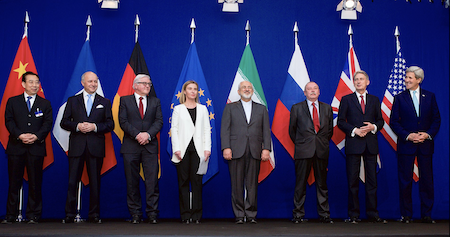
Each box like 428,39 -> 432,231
241,93 -> 252,100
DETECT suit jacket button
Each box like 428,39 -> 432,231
28,123 -> 31,126
28,114 -> 31,117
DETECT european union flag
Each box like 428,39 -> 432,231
167,42 -> 218,184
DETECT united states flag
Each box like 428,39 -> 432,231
381,49 -> 419,181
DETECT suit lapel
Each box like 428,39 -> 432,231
237,100 -> 248,124
301,101 -> 315,130
351,93 -> 363,114
77,94 -> 88,117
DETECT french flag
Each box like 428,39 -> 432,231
272,25 -> 315,184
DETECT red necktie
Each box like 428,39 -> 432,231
312,103 -> 320,133
139,97 -> 144,119
360,95 -> 365,114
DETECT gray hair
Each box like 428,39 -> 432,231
81,71 -> 98,82
406,66 -> 424,82
132,74 -> 151,89
238,81 -> 254,90
353,70 -> 369,81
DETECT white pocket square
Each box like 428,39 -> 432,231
96,104 -> 104,109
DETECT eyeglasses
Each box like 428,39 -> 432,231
137,82 -> 152,86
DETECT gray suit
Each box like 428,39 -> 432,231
221,100 -> 271,220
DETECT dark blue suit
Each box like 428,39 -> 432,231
390,88 -> 440,218
338,92 -> 384,219
61,92 -> 114,219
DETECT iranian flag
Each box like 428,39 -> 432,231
226,44 -> 275,183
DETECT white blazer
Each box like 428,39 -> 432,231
170,103 -> 211,174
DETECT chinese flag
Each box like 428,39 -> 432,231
0,36 -> 54,179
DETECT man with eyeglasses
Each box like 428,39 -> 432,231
119,74 -> 163,224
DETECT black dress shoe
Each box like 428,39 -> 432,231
193,220 -> 200,224
235,219 -> 244,224
62,216 -> 75,224
1,217 -> 14,224
399,216 -> 411,224
345,217 -> 361,224
370,217 -> 388,224
131,215 -> 141,224
292,218 -> 306,224
421,216 -> 436,224
320,216 -> 334,224
148,218 -> 158,224
248,218 -> 257,224
27,217 -> 39,224
89,217 -> 102,224
182,219 -> 190,224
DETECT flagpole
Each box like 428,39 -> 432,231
348,24 -> 353,48
86,15 -> 92,41
135,14 -> 140,43
293,21 -> 299,46
245,20 -> 250,46
23,11 -> 29,39
18,11 -> 31,223
190,18 -> 196,44
394,26 -> 400,53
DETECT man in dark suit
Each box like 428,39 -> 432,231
2,72 -> 52,224
119,74 -> 163,224
337,70 -> 386,224
390,66 -> 440,224
221,81 -> 271,224
289,82 -> 333,224
60,71 -> 114,224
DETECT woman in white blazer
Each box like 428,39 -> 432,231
170,80 -> 211,224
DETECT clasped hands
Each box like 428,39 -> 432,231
135,132 -> 150,145
408,132 -> 430,143
18,133 -> 38,144
354,122 -> 375,137
77,122 -> 96,134
223,148 -> 270,161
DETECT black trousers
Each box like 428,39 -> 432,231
228,145 -> 260,220
398,153 -> 434,218
6,152 -> 44,220
176,149 -> 203,221
123,148 -> 159,219
346,150 -> 379,219
293,154 -> 330,219
65,149 -> 103,218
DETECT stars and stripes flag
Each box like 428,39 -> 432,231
272,37 -> 316,185
52,40 -> 117,185
227,44 -> 275,183
330,38 -> 381,183
166,42 -> 219,184
0,36 -> 54,180
380,48 -> 419,181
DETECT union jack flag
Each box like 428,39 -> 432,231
331,34 -> 381,183
381,49 -> 419,181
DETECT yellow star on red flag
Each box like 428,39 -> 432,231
13,61 -> 29,79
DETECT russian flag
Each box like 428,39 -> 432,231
272,34 -> 315,184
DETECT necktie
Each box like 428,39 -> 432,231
139,97 -> 144,119
26,96 -> 32,112
412,90 -> 419,116
360,95 -> 365,114
312,103 -> 320,133
87,94 -> 93,116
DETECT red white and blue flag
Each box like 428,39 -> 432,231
272,39 -> 316,185
330,38 -> 381,182
380,48 -> 419,181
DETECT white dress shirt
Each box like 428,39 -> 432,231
241,99 -> 252,124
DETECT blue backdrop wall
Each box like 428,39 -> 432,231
0,0 -> 448,220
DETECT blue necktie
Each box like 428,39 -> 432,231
26,96 -> 32,112
412,91 -> 419,116
87,94 -> 93,116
